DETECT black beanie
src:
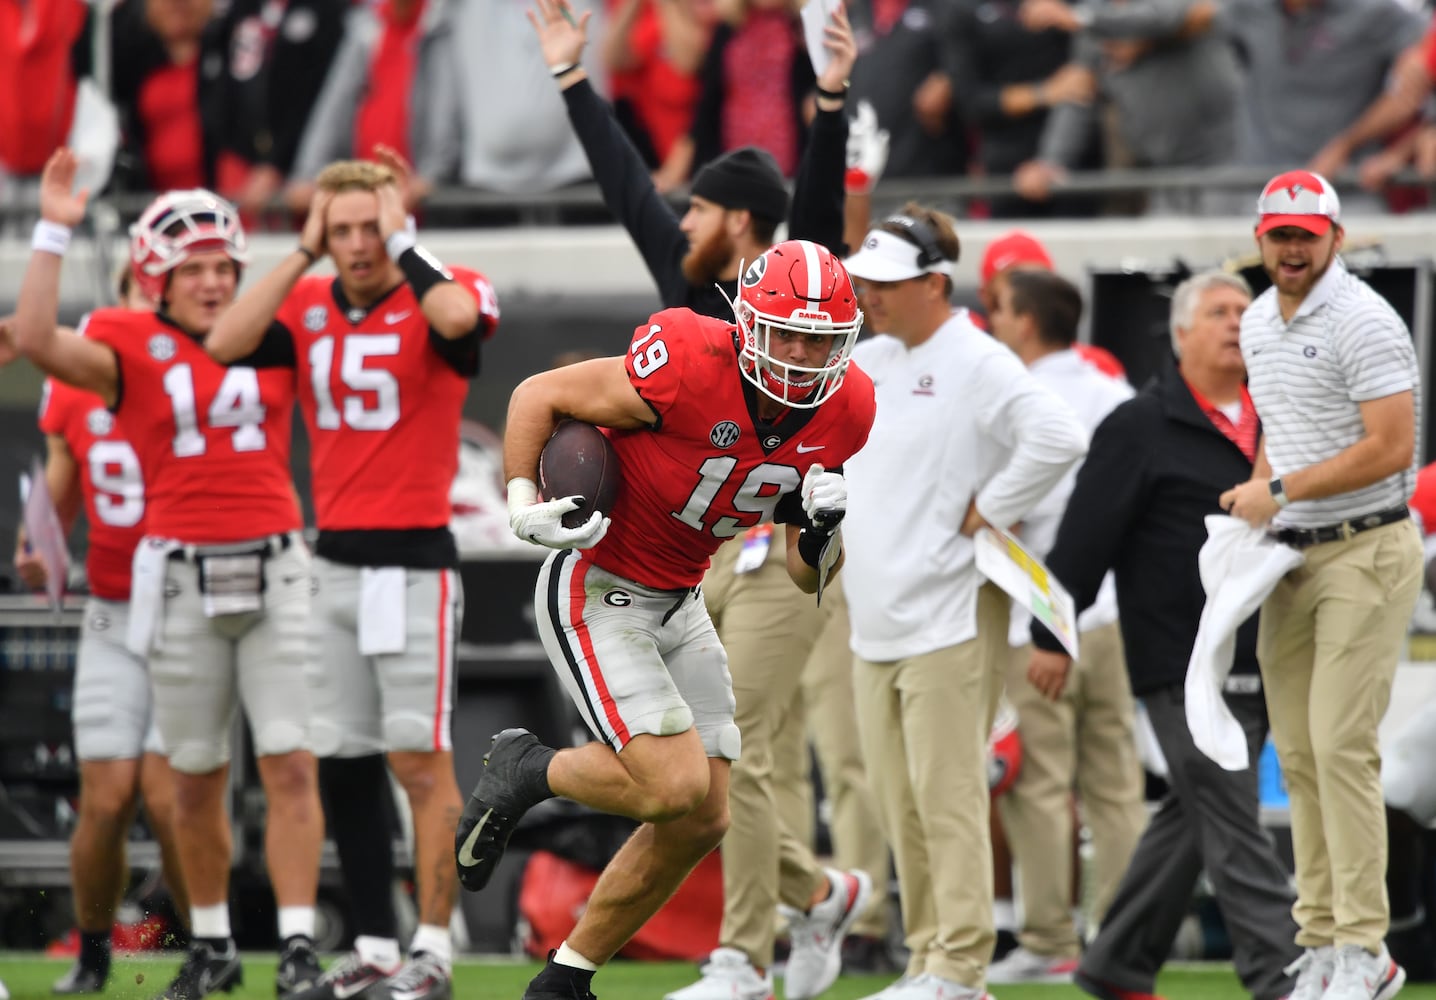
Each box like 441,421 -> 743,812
690,146 -> 789,224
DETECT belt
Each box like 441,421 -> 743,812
1270,505 -> 1409,550
168,533 -> 294,563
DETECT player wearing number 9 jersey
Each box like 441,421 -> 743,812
207,156 -> 497,1000
454,240 -> 875,1000
15,148 -> 325,1000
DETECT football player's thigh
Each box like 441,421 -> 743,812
73,598 -> 151,762
375,568 -> 462,754
235,543 -> 315,758
664,600 -> 740,762
149,564 -> 239,774
308,558 -> 382,757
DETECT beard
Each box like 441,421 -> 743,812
681,228 -> 737,287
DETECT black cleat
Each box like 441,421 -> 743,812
284,952 -> 395,1000
455,728 -> 553,893
519,958 -> 597,1000
375,953 -> 451,1000
53,962 -> 107,995
153,941 -> 243,1000
276,936 -> 323,997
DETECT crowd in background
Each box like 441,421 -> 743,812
6,0 -> 1436,227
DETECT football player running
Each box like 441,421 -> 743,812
453,240 -> 876,1000
15,149 -> 326,1000
208,152 -> 498,1000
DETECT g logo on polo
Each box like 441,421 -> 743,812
602,590 -> 633,608
1303,345 -> 1318,358
86,408 -> 114,436
743,256 -> 767,286
303,306 -> 329,332
710,421 -> 741,448
88,612 -> 110,632
148,334 -> 177,361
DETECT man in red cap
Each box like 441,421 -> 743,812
977,230 -> 1126,381
1222,169 -> 1423,1000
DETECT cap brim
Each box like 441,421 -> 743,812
843,248 -> 923,283
1256,214 -> 1333,237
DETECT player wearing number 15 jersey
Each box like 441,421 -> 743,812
454,240 -> 875,1000
15,149 -> 325,1000
208,156 -> 496,1000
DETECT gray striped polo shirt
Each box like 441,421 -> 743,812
1241,260 -> 1421,529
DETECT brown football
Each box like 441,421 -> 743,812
539,420 -> 622,529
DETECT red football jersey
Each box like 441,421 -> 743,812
83,308 -> 301,543
272,267 -> 499,530
37,377 -> 145,601
588,308 -> 876,590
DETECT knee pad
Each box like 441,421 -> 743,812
384,712 -> 438,754
251,719 -> 310,758
168,738 -> 232,775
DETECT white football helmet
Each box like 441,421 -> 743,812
129,189 -> 248,302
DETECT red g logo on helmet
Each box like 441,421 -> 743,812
730,239 -> 863,409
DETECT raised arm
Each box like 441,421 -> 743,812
208,189 -> 330,364
16,150 -> 119,406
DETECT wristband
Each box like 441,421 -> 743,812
32,220 -> 73,257
384,228 -> 417,261
797,526 -> 833,569
815,84 -> 848,101
396,245 -> 454,302
507,477 -> 539,517
845,166 -> 874,196
550,62 -> 580,79
296,246 -> 317,265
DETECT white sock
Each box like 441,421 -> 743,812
554,941 -> 599,972
278,906 -> 316,942
191,904 -> 232,941
993,898 -> 1017,932
409,924 -> 452,965
355,935 -> 402,972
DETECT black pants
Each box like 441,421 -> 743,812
1079,685 -> 1300,1000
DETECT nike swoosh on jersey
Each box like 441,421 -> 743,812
795,443 -> 825,453
456,808 -> 494,867
384,311 -> 412,324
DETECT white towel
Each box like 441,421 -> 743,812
1186,516 -> 1305,770
1383,699 -> 1436,825
359,567 -> 408,655
127,537 -> 180,656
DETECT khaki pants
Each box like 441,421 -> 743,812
1257,518 -> 1422,952
853,583 -> 1010,987
802,585 -> 893,938
705,533 -> 827,968
998,622 -> 1147,957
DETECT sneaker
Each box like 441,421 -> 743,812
856,978 -> 921,1000
885,974 -> 993,1000
53,962 -> 107,994
1322,944 -> 1405,1000
663,949 -> 774,1000
286,952 -> 397,1000
377,953 -> 452,1000
153,941 -> 243,1000
1283,946 -> 1336,1000
986,947 -> 1078,985
277,936 -> 323,997
1073,971 -> 1164,1000
781,868 -> 874,1000
455,728 -> 553,893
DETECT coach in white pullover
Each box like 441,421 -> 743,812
842,205 -> 1088,1000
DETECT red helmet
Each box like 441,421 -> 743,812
987,697 -> 1024,798
731,240 -> 863,408
129,189 -> 248,303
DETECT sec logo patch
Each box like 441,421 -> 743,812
148,334 -> 177,361
710,421 -> 741,448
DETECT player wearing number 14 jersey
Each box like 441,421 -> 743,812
15,150 -> 325,1000
454,240 -> 875,1000
208,156 -> 497,1000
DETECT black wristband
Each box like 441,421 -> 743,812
296,246 -> 317,265
815,84 -> 848,101
551,62 -> 581,79
397,245 -> 453,302
797,526 -> 833,569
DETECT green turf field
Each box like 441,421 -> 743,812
2,955 -> 1436,1000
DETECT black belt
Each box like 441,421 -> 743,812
168,533 -> 294,563
1271,505 -> 1409,549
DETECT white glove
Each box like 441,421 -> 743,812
801,464 -> 847,530
845,100 -> 890,195
507,477 -> 611,550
